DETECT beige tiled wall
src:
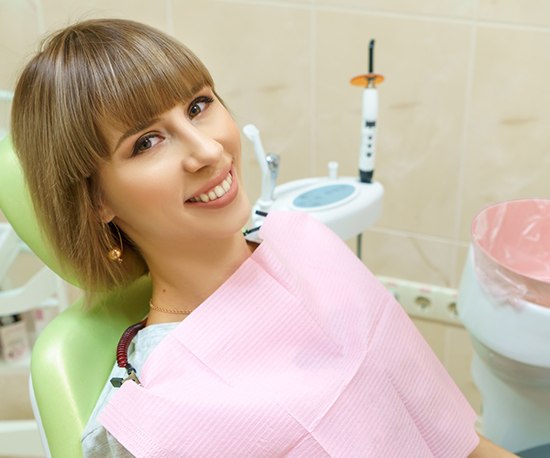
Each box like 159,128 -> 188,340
3,0 -> 547,289
2,0 -> 549,288
2,0 -> 549,420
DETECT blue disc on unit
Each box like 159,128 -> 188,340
292,183 -> 356,209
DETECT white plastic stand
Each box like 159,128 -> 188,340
0,223 -> 68,457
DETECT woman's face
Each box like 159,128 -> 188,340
97,86 -> 250,251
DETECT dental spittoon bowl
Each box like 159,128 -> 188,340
472,199 -> 550,309
458,199 -> 550,453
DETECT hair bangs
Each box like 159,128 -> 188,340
90,31 -> 214,138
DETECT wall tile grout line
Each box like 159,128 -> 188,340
33,0 -> 46,37
367,226 -> 470,248
450,21 -> 478,285
215,0 -> 312,12
309,2 -> 317,176
165,0 -> 174,37
313,2 -> 550,34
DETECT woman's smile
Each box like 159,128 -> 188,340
186,167 -> 239,209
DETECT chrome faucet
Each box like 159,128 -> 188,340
263,153 -> 280,202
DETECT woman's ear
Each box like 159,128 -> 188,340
98,201 -> 115,224
93,173 -> 115,223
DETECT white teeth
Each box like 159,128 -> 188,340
189,172 -> 233,203
214,185 -> 224,197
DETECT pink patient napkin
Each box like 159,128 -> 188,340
100,212 -> 478,457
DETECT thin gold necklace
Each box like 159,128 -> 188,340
149,299 -> 193,315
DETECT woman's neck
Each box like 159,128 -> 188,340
144,233 -> 255,325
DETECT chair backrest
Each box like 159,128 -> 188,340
0,137 -> 150,457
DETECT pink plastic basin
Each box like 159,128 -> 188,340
472,199 -> 550,309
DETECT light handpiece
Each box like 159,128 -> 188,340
350,39 -> 384,183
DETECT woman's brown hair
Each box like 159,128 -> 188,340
11,18 -> 215,301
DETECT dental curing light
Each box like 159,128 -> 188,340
351,39 -> 384,183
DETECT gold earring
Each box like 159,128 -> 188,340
107,223 -> 123,263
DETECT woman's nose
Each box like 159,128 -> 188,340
180,127 -> 223,172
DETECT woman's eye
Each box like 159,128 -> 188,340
188,95 -> 214,119
133,133 -> 162,155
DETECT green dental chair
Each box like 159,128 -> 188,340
0,136 -> 150,457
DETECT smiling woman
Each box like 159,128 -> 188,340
11,18 -> 229,296
10,18 -> 516,458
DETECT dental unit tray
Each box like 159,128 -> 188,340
267,176 -> 383,241
243,122 -> 384,243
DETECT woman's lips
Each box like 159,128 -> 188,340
185,167 -> 239,209
187,171 -> 232,203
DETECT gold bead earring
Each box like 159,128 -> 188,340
107,223 -> 124,263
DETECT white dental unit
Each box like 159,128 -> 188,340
243,40 -> 384,255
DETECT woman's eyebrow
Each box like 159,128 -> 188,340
114,117 -> 160,152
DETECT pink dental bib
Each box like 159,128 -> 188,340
100,212 -> 478,457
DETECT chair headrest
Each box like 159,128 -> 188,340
0,136 -> 75,284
